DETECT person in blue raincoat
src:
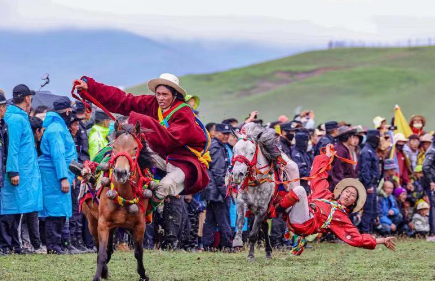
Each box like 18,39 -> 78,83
38,97 -> 77,254
1,85 -> 42,254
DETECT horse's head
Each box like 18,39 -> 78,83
232,136 -> 257,185
111,120 -> 141,184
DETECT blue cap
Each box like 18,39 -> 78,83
53,96 -> 72,111
324,121 -> 339,130
215,123 -> 231,133
367,129 -> 380,138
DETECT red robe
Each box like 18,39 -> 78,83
83,77 -> 209,195
289,154 -> 377,249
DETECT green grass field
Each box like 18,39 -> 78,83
1,239 -> 434,281
127,47 -> 435,127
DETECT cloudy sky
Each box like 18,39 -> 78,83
2,0 -> 435,46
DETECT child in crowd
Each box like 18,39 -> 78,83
377,181 -> 403,235
407,165 -> 426,205
394,188 -> 414,236
412,201 -> 430,236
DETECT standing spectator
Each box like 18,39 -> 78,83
409,115 -> 426,137
376,181 -> 402,235
291,132 -> 313,193
1,85 -> 42,255
418,134 -> 433,166
202,124 -> 232,251
314,121 -> 339,156
331,126 -> 357,189
422,142 -> 435,238
393,133 -> 413,190
38,97 -> 78,254
29,116 -> 44,156
279,122 -> 296,157
358,130 -> 381,233
205,122 -> 216,138
0,93 -> 9,255
404,134 -> 420,171
88,110 -> 111,160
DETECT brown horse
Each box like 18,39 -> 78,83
81,121 -> 154,281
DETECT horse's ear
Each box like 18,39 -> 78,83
114,120 -> 120,132
134,121 -> 141,135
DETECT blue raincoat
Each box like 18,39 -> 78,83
1,105 -> 42,215
38,112 -> 77,218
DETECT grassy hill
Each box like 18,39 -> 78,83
127,47 -> 435,127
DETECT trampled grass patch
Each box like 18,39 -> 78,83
1,239 -> 434,281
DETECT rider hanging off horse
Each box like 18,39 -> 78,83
73,73 -> 211,216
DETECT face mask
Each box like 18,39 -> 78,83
307,143 -> 313,152
396,144 -> 404,151
361,135 -> 367,146
413,122 -> 423,129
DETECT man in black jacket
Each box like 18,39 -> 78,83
279,122 -> 297,158
358,130 -> 381,233
202,124 -> 232,251
423,141 -> 435,236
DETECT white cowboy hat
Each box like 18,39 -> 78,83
334,178 -> 367,213
394,133 -> 408,143
147,73 -> 186,97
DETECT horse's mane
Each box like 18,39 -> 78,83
243,123 -> 279,161
113,124 -> 156,170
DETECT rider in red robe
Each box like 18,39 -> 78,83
74,74 -> 209,213
276,144 -> 396,252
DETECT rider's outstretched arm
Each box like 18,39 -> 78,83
80,77 -> 158,117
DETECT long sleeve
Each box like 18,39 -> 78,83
332,216 -> 377,249
358,150 -> 373,188
423,149 -> 435,183
309,154 -> 333,200
47,131 -> 69,181
85,77 -> 158,118
209,145 -> 227,194
5,115 -> 22,174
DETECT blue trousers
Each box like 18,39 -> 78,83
360,192 -> 377,233
203,198 -> 232,248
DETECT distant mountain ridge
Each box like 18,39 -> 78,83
0,29 -> 307,96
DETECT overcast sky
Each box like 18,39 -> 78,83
2,0 -> 435,45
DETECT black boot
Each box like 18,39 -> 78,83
63,240 -> 85,255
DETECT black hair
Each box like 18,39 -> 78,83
338,133 -> 352,143
29,116 -> 43,134
13,96 -> 26,104
35,105 -> 49,114
338,186 -> 359,212
326,128 -> 337,135
205,122 -> 216,132
222,118 -> 238,125
155,84 -> 185,101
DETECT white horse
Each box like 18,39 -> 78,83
230,123 -> 299,261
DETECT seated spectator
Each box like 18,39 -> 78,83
377,181 -> 402,235
394,188 -> 414,236
408,165 -> 425,205
412,201 -> 430,236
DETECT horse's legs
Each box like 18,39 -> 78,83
232,198 -> 245,248
261,220 -> 272,259
248,212 -> 264,261
101,228 -> 115,279
93,222 -> 110,281
133,224 -> 148,281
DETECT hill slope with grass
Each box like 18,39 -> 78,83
128,47 -> 435,127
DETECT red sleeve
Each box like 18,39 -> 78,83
309,154 -> 334,200
166,107 -> 206,150
84,77 -> 158,118
331,214 -> 377,250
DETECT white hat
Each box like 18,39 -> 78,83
148,73 -> 186,97
373,116 -> 386,129
420,134 -> 433,143
417,201 -> 430,211
334,178 -> 367,213
394,133 -> 408,143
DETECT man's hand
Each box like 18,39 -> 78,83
390,223 -> 397,232
367,187 -> 374,194
73,79 -> 88,91
430,182 -> 435,191
388,209 -> 394,216
383,237 -> 396,251
245,111 -> 259,123
325,144 -> 333,158
61,179 -> 70,193
10,176 -> 19,186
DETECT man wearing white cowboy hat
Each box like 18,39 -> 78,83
73,73 -> 210,215
275,144 -> 396,254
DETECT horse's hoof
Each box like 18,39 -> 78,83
142,189 -> 153,198
106,190 -> 117,200
101,177 -> 111,187
139,275 -> 150,281
266,253 -> 272,260
98,162 -> 110,171
247,256 -> 255,262
128,204 -> 139,214
232,237 -> 243,247
101,267 -> 109,279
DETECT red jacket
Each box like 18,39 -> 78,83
289,154 -> 376,249
84,77 -> 209,195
